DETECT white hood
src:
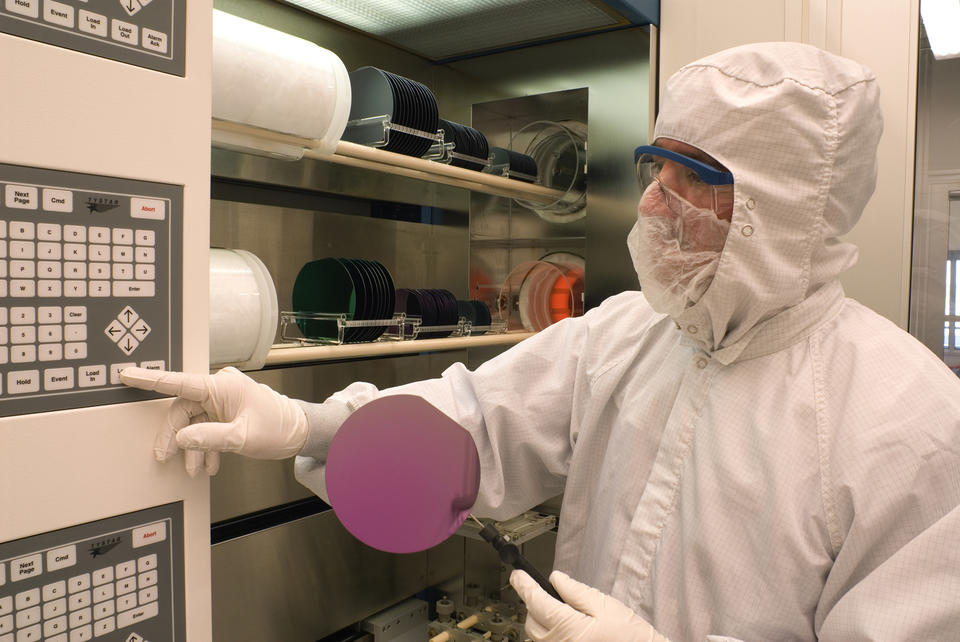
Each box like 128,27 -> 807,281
646,42 -> 883,363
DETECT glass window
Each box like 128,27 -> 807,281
909,21 -> 960,377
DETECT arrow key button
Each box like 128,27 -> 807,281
105,320 -> 126,343
131,318 -> 151,341
118,305 -> 139,328
118,333 -> 139,356
120,0 -> 142,16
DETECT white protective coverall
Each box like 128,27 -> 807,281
295,43 -> 960,640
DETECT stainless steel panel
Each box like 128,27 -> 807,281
211,511 -> 464,641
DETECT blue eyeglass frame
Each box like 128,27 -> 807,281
634,145 -> 734,186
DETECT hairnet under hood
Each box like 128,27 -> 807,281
646,42 -> 883,363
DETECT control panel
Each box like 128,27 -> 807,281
0,162 -> 182,417
0,0 -> 184,75
0,502 -> 185,642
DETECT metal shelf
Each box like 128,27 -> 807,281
262,331 -> 535,367
211,119 -> 568,205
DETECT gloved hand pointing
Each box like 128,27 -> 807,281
120,366 -> 308,477
510,569 -> 672,642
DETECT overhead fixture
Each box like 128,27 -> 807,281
277,0 -> 659,62
921,0 -> 960,60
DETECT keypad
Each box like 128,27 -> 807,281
0,164 -> 181,416
0,503 -> 183,642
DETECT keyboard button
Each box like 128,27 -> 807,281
40,341 -> 64,361
136,554 -> 156,573
105,321 -> 124,342
117,335 -> 139,356
69,623 -> 92,641
136,570 -> 156,589
38,306 -> 61,323
65,325 -> 87,341
9,242 -> 34,259
116,577 -> 136,596
0,597 -> 10,616
0,347 -> 7,364
0,327 -> 7,344
88,263 -> 109,279
92,584 -> 114,604
112,282 -> 154,297
130,319 -> 150,341
42,581 -> 67,601
63,225 -> 86,242
38,261 -> 61,278
78,365 -> 105,388
130,198 -> 164,220
38,325 -> 62,342
135,264 -> 155,280
64,244 -> 86,261
67,574 -> 90,593
109,364 -> 135,385
89,227 -> 109,243
10,347 -> 37,364
115,594 -> 136,612
5,186 -> 38,209
112,228 -> 133,244
112,264 -> 133,280
115,562 -> 135,579
88,245 -> 109,262
15,623 -> 40,641
112,246 -> 132,263
92,616 -> 114,637
42,615 -> 67,638
68,608 -> 91,627
90,282 -> 110,297
64,306 -> 87,322
92,601 -> 114,619
11,326 -> 36,344
8,368 -> 40,393
65,343 -> 87,360
9,280 -> 35,297
37,223 -> 62,240
14,587 -> 40,608
9,222 -> 34,240
65,281 -> 87,298
0,615 -> 9,635
42,597 -> 66,618
134,247 -> 155,263
137,586 -> 157,605
38,280 -> 62,297
134,230 -> 155,245
10,308 -> 35,324
139,360 -> 165,371
36,242 -> 59,260
44,367 -> 72,390
92,568 -> 113,587
15,606 -> 40,627
67,590 -> 91,610
63,262 -> 85,278
41,190 -> 71,212
46,545 -> 76,572
116,601 -> 158,628
9,261 -> 34,278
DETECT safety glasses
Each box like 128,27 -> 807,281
634,145 -> 734,189
635,145 -> 735,216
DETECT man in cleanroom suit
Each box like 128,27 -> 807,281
123,42 -> 960,640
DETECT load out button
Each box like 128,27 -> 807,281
131,522 -> 166,548
111,18 -> 137,44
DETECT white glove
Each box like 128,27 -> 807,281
510,570 -> 672,642
120,366 -> 308,477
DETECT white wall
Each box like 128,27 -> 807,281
658,0 -> 920,328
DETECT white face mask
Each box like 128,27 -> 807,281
627,180 -> 731,318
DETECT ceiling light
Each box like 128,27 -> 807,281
921,0 -> 960,60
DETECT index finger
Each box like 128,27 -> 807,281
120,367 -> 212,403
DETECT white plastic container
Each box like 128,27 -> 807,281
209,248 -> 278,371
211,9 -> 352,159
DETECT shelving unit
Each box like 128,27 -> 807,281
211,118 -> 554,369
212,118 -> 569,205
262,331 -> 535,367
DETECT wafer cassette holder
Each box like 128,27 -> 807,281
279,311 -> 505,346
342,115 -> 496,170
